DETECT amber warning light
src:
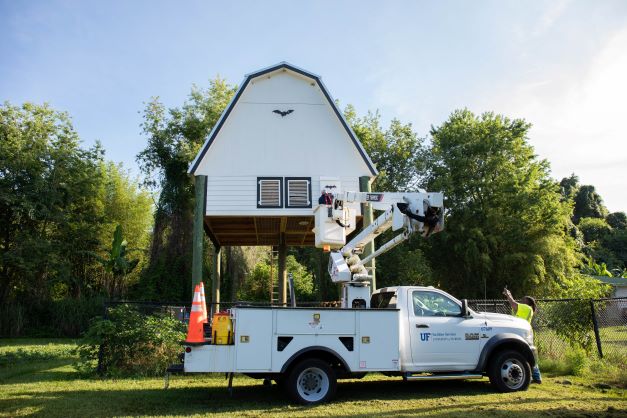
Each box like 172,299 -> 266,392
322,245 -> 330,252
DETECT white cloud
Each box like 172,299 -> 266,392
495,28 -> 627,212
369,24 -> 627,213
532,0 -> 571,35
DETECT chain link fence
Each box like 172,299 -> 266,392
99,297 -> 626,372
468,297 -> 627,363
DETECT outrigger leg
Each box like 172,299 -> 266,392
227,372 -> 234,396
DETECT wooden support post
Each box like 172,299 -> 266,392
359,176 -> 376,290
211,246 -> 221,316
318,249 -> 327,300
278,239 -> 287,306
192,175 -> 207,295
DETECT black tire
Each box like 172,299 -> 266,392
286,358 -> 337,405
488,349 -> 531,392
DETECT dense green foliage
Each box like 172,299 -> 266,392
344,105 -> 426,191
606,212 -> 627,230
0,102 -> 152,336
136,80 -> 236,301
238,254 -> 315,302
93,225 -> 140,299
573,185 -> 608,223
76,305 -> 185,377
558,174 -> 627,276
579,217 -> 612,244
1,102 -> 104,303
424,110 -> 583,297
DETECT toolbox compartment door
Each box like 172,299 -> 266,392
235,309 -> 273,370
358,310 -> 400,370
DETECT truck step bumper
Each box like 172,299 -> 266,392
404,373 -> 483,381
166,364 -> 185,374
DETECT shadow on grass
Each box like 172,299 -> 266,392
1,376 -> 622,418
0,360 -> 78,385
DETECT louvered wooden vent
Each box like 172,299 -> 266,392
286,178 -> 311,208
257,178 -> 282,208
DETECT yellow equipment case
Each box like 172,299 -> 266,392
212,311 -> 233,345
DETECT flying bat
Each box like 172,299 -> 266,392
273,109 -> 294,117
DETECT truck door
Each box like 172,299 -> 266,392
408,289 -> 483,371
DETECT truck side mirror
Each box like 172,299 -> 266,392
461,299 -> 471,318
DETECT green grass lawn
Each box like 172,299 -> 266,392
1,339 -> 625,417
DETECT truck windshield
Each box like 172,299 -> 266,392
371,291 -> 397,308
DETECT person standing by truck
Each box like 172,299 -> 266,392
503,288 -> 542,384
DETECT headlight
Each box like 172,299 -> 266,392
525,329 -> 534,345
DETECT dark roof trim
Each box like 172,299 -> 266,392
188,62 -> 378,176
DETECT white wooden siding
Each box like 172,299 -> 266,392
205,176 -> 360,216
193,71 -> 373,178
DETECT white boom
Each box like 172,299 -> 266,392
313,190 -> 445,308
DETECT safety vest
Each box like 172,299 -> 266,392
515,303 -> 533,323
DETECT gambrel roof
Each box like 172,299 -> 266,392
188,62 -> 378,176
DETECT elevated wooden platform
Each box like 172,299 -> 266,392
204,215 -> 364,247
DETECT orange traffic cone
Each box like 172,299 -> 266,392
185,284 -> 205,343
199,282 -> 208,323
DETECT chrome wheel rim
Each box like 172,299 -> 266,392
296,367 -> 329,402
500,358 -> 525,390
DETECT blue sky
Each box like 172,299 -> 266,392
2,0 -> 626,211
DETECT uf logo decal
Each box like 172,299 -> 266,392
420,332 -> 431,341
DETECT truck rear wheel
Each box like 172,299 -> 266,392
488,350 -> 531,392
286,358 -> 337,404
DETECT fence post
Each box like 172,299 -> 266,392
97,300 -> 109,375
590,300 -> 603,358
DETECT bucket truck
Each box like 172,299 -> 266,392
174,189 -> 537,405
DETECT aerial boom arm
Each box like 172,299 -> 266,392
321,190 -> 444,285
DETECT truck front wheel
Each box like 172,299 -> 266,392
488,350 -> 531,392
286,358 -> 337,404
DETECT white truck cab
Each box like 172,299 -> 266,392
372,286 -> 534,374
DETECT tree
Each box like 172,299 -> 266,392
136,79 -> 236,301
578,217 -> 612,244
558,175 -> 625,272
344,105 -> 426,192
559,174 -> 579,201
98,162 -> 152,292
94,225 -> 140,299
581,259 -> 612,277
573,185 -> 608,222
606,212 -> 627,230
0,102 -> 105,303
286,255 -> 315,301
375,243 -> 434,288
601,230 -> 627,271
238,255 -> 314,302
424,109 -> 582,298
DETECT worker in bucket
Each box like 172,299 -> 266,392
503,288 -> 542,384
